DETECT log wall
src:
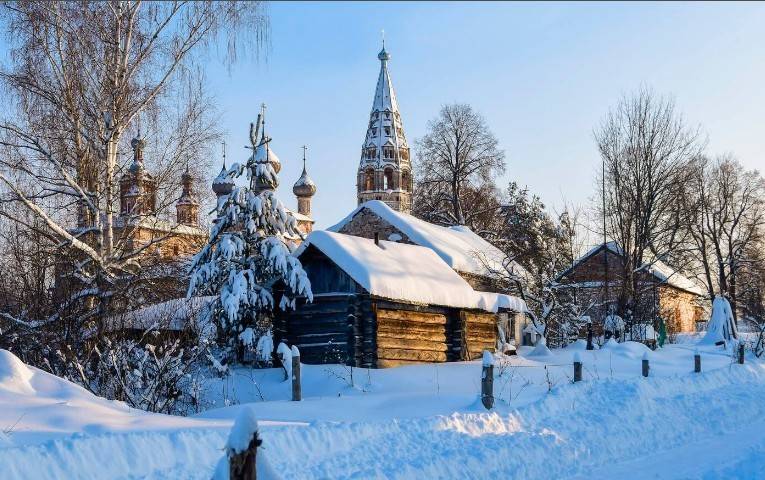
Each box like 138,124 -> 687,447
461,312 -> 497,360
375,308 -> 448,368
278,296 -> 503,368
275,294 -> 370,365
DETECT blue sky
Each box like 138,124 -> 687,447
3,2 -> 764,232
209,1 -> 764,230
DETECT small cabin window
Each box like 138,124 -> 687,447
173,245 -> 180,256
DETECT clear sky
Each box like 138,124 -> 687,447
206,1 -> 764,231
2,2 -> 762,231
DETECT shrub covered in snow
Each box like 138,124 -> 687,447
701,296 -> 739,345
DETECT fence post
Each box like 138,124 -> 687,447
738,342 -> 745,365
228,407 -> 261,480
694,349 -> 701,373
642,352 -> 650,377
573,352 -> 583,382
481,350 -> 494,410
586,323 -> 594,351
291,345 -> 301,401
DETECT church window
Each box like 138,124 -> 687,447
384,127 -> 391,136
402,170 -> 411,192
383,147 -> 394,159
385,112 -> 390,120
364,168 -> 374,191
384,168 -> 394,190
371,128 -> 377,136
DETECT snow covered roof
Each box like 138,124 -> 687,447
114,215 -> 207,237
104,296 -> 215,333
296,231 -> 506,311
328,200 -> 523,278
475,291 -> 529,313
286,208 -> 313,224
558,242 -> 705,296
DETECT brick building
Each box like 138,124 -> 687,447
555,242 -> 706,336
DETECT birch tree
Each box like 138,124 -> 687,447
0,1 -> 267,323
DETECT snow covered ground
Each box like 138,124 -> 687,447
2,341 -> 765,479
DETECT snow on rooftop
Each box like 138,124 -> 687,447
328,200 -> 522,279
560,241 -> 705,296
298,230 -> 503,311
114,215 -> 207,237
105,296 -> 215,334
475,291 -> 529,313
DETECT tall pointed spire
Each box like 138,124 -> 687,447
356,40 -> 412,213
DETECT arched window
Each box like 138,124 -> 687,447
364,168 -> 374,191
384,168 -> 394,190
401,170 -> 411,192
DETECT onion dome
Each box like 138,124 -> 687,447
293,147 -> 316,197
128,133 -> 146,174
293,166 -> 317,198
178,166 -> 198,205
253,141 -> 281,174
212,164 -> 235,196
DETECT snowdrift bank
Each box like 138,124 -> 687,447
257,365 -> 765,479
3,345 -> 765,479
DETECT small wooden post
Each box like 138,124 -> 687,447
573,352 -> 583,382
481,350 -> 494,410
230,432 -> 261,480
586,323 -> 594,351
642,352 -> 649,377
228,408 -> 262,480
738,342 -> 745,365
694,349 -> 701,373
291,345 -> 301,401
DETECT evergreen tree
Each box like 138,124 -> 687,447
188,113 -> 312,362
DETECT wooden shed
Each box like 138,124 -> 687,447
273,231 -> 527,368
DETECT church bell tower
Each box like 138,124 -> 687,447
356,41 -> 412,213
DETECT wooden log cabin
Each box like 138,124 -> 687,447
274,231 -> 527,368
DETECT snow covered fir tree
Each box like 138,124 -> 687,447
188,108 -> 313,364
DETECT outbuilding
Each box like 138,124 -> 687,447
273,231 -> 526,367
